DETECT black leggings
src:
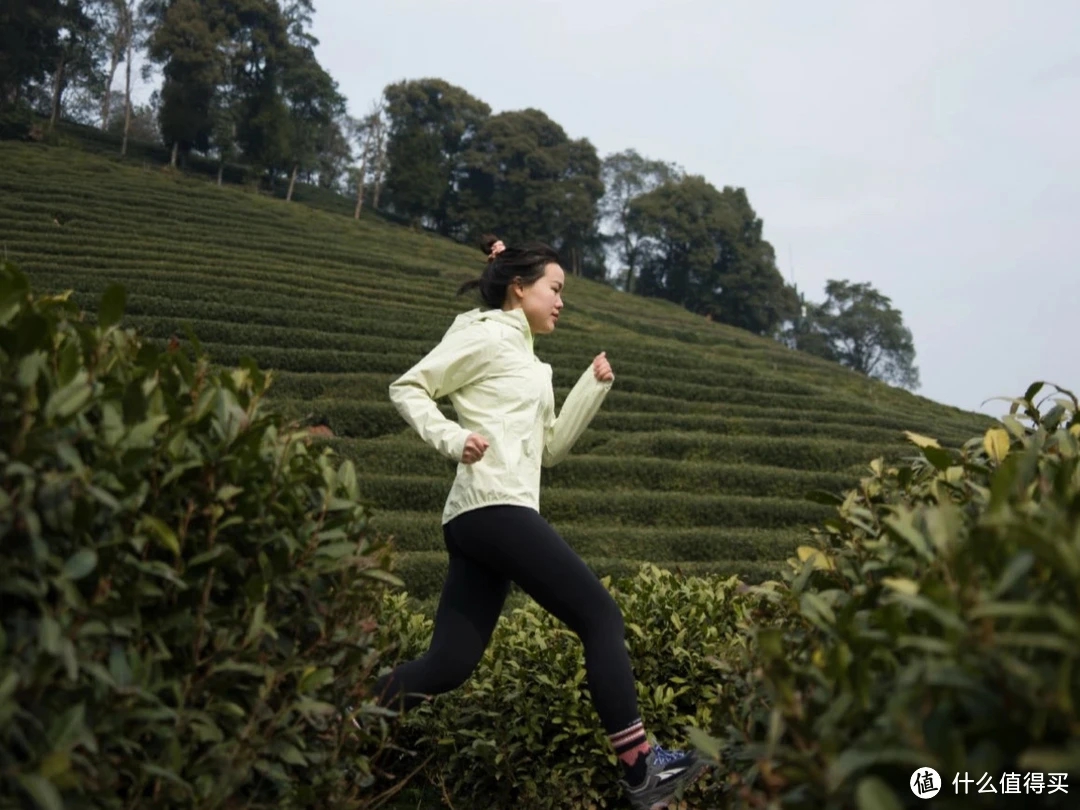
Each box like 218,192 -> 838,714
372,504 -> 640,735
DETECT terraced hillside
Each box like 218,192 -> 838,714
0,140 -> 995,610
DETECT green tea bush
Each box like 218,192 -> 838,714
692,383 -> 1080,808
0,263 -> 408,809
586,431 -> 909,471
369,564 -> 746,809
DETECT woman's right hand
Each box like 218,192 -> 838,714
461,432 -> 489,464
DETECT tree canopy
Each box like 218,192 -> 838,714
1,3 -> 919,387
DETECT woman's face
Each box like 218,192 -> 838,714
508,262 -> 565,335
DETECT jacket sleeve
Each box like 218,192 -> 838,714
388,326 -> 495,463
542,365 -> 613,467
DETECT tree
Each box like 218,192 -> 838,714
794,280 -> 920,390
143,0 -> 227,166
280,44 -> 344,201
600,149 -> 682,292
381,78 -> 490,232
208,38 -> 239,184
118,0 -> 138,154
628,175 -> 797,335
707,186 -> 799,337
105,96 -> 158,143
223,0 -> 292,180
0,0 -> 63,109
99,0 -> 134,131
47,0 -> 109,131
457,108 -> 605,276
350,100 -> 386,219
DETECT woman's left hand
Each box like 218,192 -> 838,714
592,351 -> 613,382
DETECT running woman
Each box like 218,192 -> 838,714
372,234 -> 707,808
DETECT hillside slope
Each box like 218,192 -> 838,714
0,140 -> 995,609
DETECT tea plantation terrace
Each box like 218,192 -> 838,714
0,139 -> 995,609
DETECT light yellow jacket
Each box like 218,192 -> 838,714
388,306 -> 613,525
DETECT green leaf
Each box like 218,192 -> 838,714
210,661 -> 268,677
358,568 -> 404,587
122,414 -> 169,448
39,616 -> 61,655
1021,380 -> 1045,402
855,776 -> 904,810
921,445 -> 952,471
882,514 -> 933,561
15,774 -> 62,810
800,592 -> 836,626
686,725 -> 722,762
62,549 -> 97,581
140,764 -> 192,794
1001,414 -> 1027,439
316,541 -> 358,559
216,484 -> 243,502
994,632 -> 1073,652
982,427 -> 1011,462
273,741 -> 307,766
109,646 -> 132,687
86,484 -> 120,511
904,431 -> 941,449
16,351 -> 47,389
297,666 -> 334,694
188,546 -> 227,568
827,747 -> 927,791
98,283 -> 127,330
0,671 -> 18,703
44,370 -> 91,421
881,577 -> 919,596
896,636 -> 953,655
139,515 -> 179,556
38,751 -> 70,779
48,703 -> 87,750
244,603 -> 267,646
969,601 -> 1046,621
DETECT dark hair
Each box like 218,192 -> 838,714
456,232 -> 562,309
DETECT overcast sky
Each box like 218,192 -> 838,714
135,1 -> 1079,418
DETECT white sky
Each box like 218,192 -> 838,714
134,1 -> 1080,417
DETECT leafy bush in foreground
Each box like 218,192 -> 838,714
364,382 -> 1079,809
0,263 -> 405,809
368,565 -> 736,809
694,383 -> 1080,808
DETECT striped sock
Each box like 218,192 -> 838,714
610,718 -> 650,768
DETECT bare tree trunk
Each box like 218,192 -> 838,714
371,117 -> 386,209
286,163 -> 298,201
49,56 -> 66,132
170,141 -> 178,167
372,161 -> 384,209
101,52 -> 121,129
353,131 -> 372,219
121,37 -> 133,155
353,160 -> 366,218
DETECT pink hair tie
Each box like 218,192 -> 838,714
488,240 -> 505,260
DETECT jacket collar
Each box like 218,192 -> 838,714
452,306 -> 534,355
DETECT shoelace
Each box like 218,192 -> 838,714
651,745 -> 686,768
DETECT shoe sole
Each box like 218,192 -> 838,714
637,761 -> 711,810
